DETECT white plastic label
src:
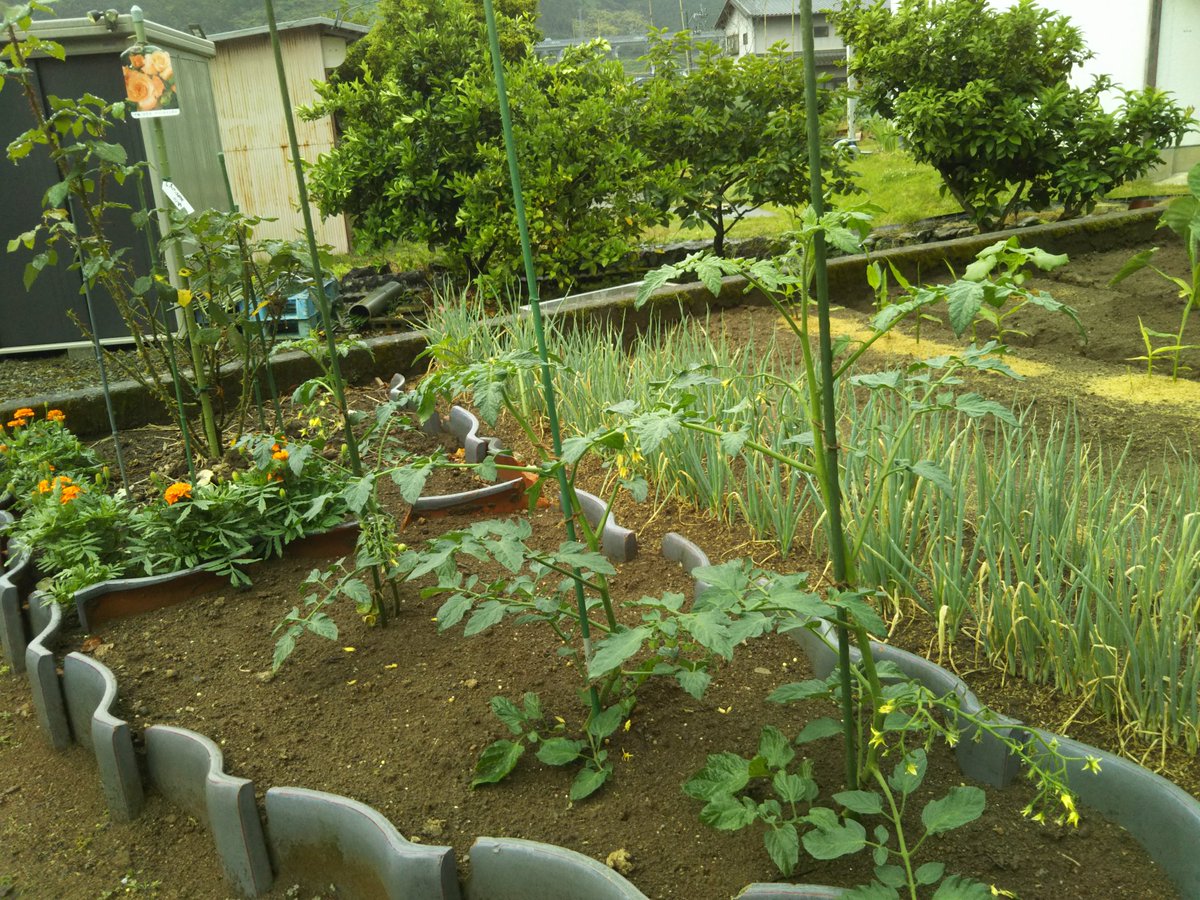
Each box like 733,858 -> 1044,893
161,180 -> 194,214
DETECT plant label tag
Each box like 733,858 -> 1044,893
161,180 -> 194,214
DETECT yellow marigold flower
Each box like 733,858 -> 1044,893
164,482 -> 192,505
272,449 -> 289,461
0,444 -> 7,453
36,479 -> 51,494
46,409 -> 65,423
60,485 -> 82,504
14,408 -> 35,419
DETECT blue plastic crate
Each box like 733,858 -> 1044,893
256,277 -> 338,335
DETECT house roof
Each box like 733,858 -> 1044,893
209,16 -> 370,44
715,0 -> 843,29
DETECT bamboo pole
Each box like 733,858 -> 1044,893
481,0 -> 603,719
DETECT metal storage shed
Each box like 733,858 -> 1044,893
208,17 -> 369,255
0,14 -> 227,354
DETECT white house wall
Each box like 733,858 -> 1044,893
724,9 -> 842,57
1157,0 -> 1200,149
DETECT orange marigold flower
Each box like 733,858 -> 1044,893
0,444 -> 7,453
272,449 -> 289,462
7,419 -> 27,429
46,409 -> 65,423
267,472 -> 283,482
14,408 -> 35,419
60,485 -> 82,504
35,475 -> 72,496
164,482 -> 192,505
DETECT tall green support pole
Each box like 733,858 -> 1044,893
217,149 -> 274,433
6,21 -> 128,489
131,5 -> 221,460
481,0 -> 602,719
261,0 -> 362,476
134,178 -> 196,480
67,197 -> 130,490
800,0 -> 857,790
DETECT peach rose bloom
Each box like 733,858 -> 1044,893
124,68 -> 165,111
142,50 -> 173,81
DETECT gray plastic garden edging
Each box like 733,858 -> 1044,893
3,378 -> 1200,895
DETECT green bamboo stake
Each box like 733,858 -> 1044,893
217,150 -> 272,433
800,0 -> 857,790
66,197 -> 131,491
261,0 -> 399,625
5,20 -> 130,490
134,178 -> 196,480
261,0 -> 362,475
482,0 -> 603,719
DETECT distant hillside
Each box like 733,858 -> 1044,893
35,0 -> 725,42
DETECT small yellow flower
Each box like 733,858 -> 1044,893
905,761 -> 918,777
1083,755 -> 1102,774
868,728 -> 885,749
878,700 -> 895,714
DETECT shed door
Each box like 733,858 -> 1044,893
1,53 -> 154,352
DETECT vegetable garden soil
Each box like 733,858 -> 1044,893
5,235 -> 1200,896
13,487 -> 1178,900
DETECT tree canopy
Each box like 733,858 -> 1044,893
832,0 -> 1195,226
634,31 -> 855,256
305,0 -> 664,290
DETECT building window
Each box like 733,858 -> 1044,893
813,24 -> 829,37
742,32 -> 748,45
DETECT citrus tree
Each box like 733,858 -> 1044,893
832,0 -> 1194,227
304,0 -> 663,290
634,31 -> 855,255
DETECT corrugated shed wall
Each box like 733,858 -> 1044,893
210,29 -> 351,253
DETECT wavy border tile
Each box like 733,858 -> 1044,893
145,724 -> 273,897
661,532 -> 712,599
74,566 -> 216,633
24,591 -> 69,749
62,652 -> 143,822
575,489 -> 637,563
465,836 -> 647,900
264,787 -> 459,899
0,533 -> 31,674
